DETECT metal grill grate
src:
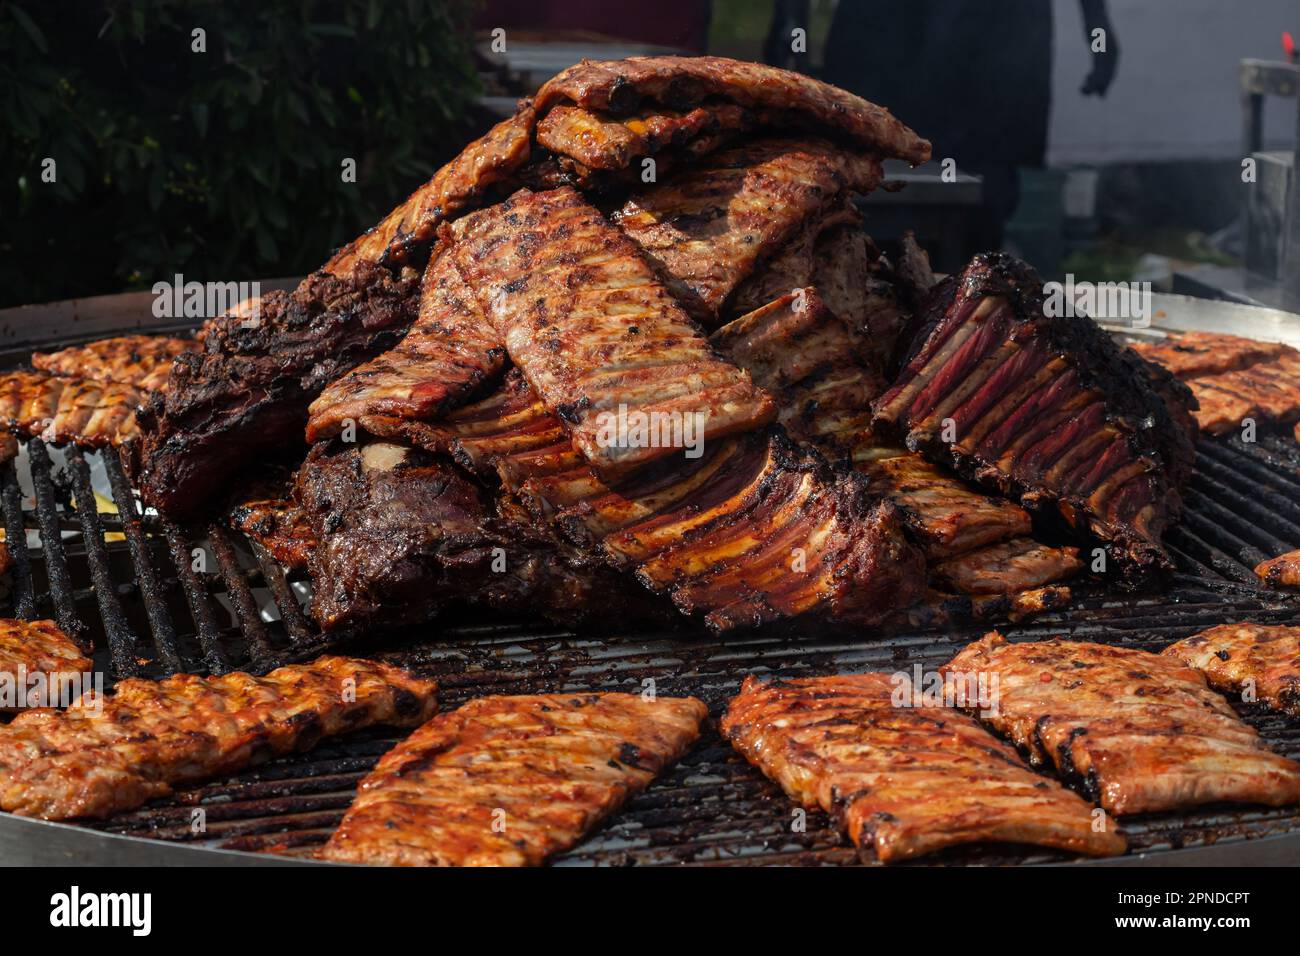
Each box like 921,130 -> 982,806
0,430 -> 1298,865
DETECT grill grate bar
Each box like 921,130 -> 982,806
248,542 -> 314,645
206,524 -> 279,668
1,465 -> 36,619
25,440 -> 86,643
64,447 -> 140,676
163,522 -> 230,675
100,450 -> 183,673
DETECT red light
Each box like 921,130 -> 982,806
1284,31 -> 1296,58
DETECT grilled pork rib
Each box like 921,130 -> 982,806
1132,331 -> 1295,381
1164,624 -> 1300,716
305,250 -> 506,444
32,335 -> 195,393
873,253 -> 1196,580
0,620 -> 92,711
613,140 -> 883,323
0,371 -> 143,448
722,673 -> 1124,862
0,656 -> 436,819
945,633 -> 1300,814
451,185 -> 776,478
320,692 -> 706,866
1183,351 -> 1300,435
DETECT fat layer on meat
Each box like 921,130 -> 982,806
944,632 -> 1300,814
721,673 -> 1124,862
0,656 -> 437,819
320,691 -> 706,866
1165,623 -> 1300,716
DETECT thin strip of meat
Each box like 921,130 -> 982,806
305,250 -> 506,444
229,493 -> 316,573
0,620 -> 92,711
320,691 -> 707,866
0,655 -> 437,819
1185,351 -> 1300,434
534,55 -> 931,164
931,538 -> 1083,595
873,253 -> 1196,580
944,633 -> 1300,814
32,335 -> 195,393
451,185 -> 776,478
1130,331 -> 1295,380
1164,623 -> 1300,715
721,673 -> 1124,862
1256,548 -> 1300,588
0,371 -> 143,448
613,139 -> 884,323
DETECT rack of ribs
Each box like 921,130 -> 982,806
1132,330 -> 1296,380
721,673 -> 1124,862
1164,623 -> 1300,716
32,334 -> 196,394
872,253 -> 1196,581
0,656 -> 437,819
320,691 -> 707,866
944,632 -> 1300,814
0,370 -> 144,448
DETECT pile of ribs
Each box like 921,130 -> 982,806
4,55 -> 1203,637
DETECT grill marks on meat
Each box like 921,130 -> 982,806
305,251 -> 506,444
295,440 -> 642,632
710,287 -> 882,457
1165,624 -> 1300,716
32,335 -> 195,393
229,494 -> 316,573
451,185 -> 775,477
613,140 -> 884,323
945,633 -> 1300,814
0,656 -> 436,819
0,371 -> 143,448
534,55 -> 931,165
721,674 -> 1124,862
873,253 -> 1195,580
857,454 -> 1031,558
134,261 -> 420,518
1184,351 -> 1300,435
0,620 -> 92,711
1256,548 -> 1300,589
325,105 -> 537,274
1132,331 -> 1296,380
320,692 -> 706,866
931,538 -> 1082,595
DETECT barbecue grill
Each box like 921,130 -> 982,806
3,289 -> 1300,867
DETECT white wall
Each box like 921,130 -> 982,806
1048,0 -> 1299,165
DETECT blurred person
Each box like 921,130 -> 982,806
819,0 -> 1118,251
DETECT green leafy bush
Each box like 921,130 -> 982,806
0,0 -> 481,307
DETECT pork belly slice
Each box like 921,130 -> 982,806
134,261 -> 421,518
1164,623 -> 1300,716
1256,548 -> 1300,589
0,371 -> 143,448
613,139 -> 884,323
320,691 -> 706,866
932,538 -> 1082,595
305,251 -> 506,444
1131,331 -> 1296,380
534,55 -> 930,165
451,185 -> 775,477
295,440 -> 648,632
32,334 -> 195,393
873,253 -> 1195,580
721,673 -> 1124,862
0,620 -> 92,712
944,633 -> 1300,815
0,656 -> 436,820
